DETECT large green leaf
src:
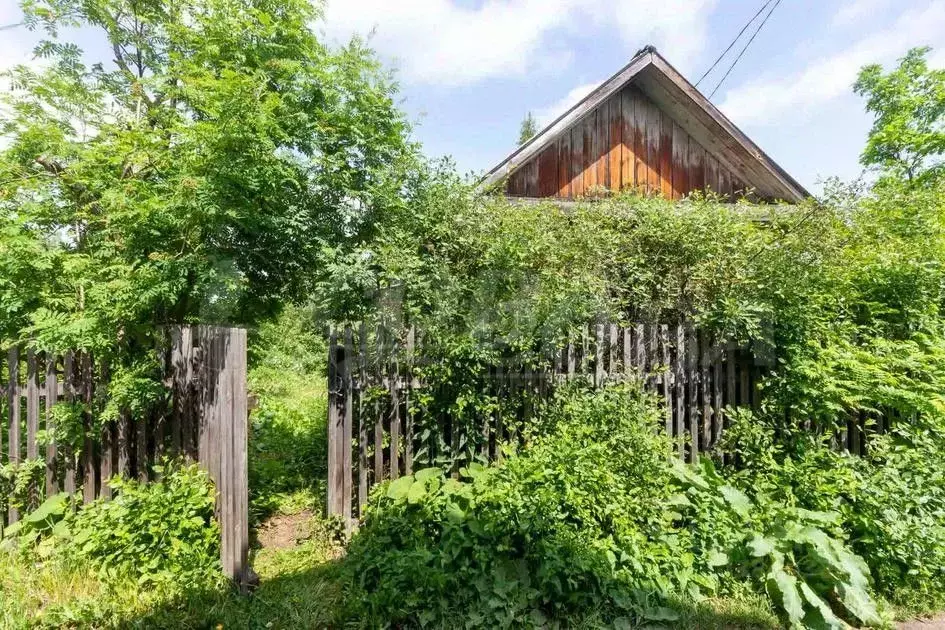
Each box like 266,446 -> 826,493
414,467 -> 442,483
837,582 -> 881,626
767,566 -> 805,627
799,582 -> 844,630
707,549 -> 729,567
748,533 -> 776,557
386,476 -> 414,501
407,479 -> 428,504
24,492 -> 68,524
719,485 -> 751,518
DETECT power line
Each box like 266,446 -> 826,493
708,0 -> 784,100
0,22 -> 23,31
694,0 -> 774,88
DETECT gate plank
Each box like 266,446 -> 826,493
45,354 -> 58,496
63,352 -> 76,495
7,348 -> 20,523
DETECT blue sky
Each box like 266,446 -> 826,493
3,0 -> 944,194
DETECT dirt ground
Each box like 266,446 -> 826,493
899,615 -> 945,629
255,510 -> 315,549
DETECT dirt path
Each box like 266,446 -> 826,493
256,510 -> 315,549
899,615 -> 945,629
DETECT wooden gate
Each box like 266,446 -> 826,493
0,325 -> 249,586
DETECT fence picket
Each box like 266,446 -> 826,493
326,328 -> 342,517
342,327 -> 354,524
674,324 -> 686,460
63,352 -> 76,495
700,332 -> 711,455
389,331 -> 400,481
405,327 -> 416,475
686,325 -> 699,463
117,412 -> 131,479
7,348 -> 20,523
81,353 -> 96,504
358,324 -> 369,515
45,354 -> 58,496
658,325 -> 670,438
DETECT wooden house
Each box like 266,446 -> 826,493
482,46 -> 808,203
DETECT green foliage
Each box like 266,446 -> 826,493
345,384 -> 681,628
1,492 -> 71,557
0,458 -> 45,520
0,511 -> 347,629
722,411 -> 945,613
846,426 -> 945,610
855,47 -> 945,185
59,463 -> 220,586
248,305 -> 328,520
671,457 -> 881,629
518,111 -> 538,146
0,0 -> 418,431
344,384 -> 878,628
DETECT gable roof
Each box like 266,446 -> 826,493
482,46 -> 809,203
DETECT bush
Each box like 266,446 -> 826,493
721,410 -> 945,614
846,425 -> 945,610
343,384 -> 880,628
60,463 -> 220,586
344,384 -> 681,627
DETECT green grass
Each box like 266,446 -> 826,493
673,595 -> 780,629
0,514 -> 345,629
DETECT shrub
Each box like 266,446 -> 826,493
343,384 -> 881,628
61,463 -> 220,586
344,384 -> 683,628
722,409 -> 945,614
845,424 -> 945,610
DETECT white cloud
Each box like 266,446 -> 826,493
320,0 -> 716,87
831,0 -> 895,27
718,2 -> 945,127
534,80 -> 599,127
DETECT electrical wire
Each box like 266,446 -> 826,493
694,0 -> 774,88
708,0 -> 784,100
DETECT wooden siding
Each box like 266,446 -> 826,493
506,85 -> 747,201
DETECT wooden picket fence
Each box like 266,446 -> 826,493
0,325 -> 249,586
327,322 -> 770,523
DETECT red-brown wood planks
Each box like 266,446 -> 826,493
689,141 -> 705,194
537,145 -> 558,197
570,125 -> 584,197
672,121 -> 689,199
608,98 -> 623,192
620,87 -> 634,189
582,111 -> 597,193
594,104 -> 608,189
646,97 -> 661,195
659,111 -> 674,198
557,135 -> 571,197
632,90 -> 648,194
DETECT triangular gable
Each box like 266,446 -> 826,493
482,46 -> 808,203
